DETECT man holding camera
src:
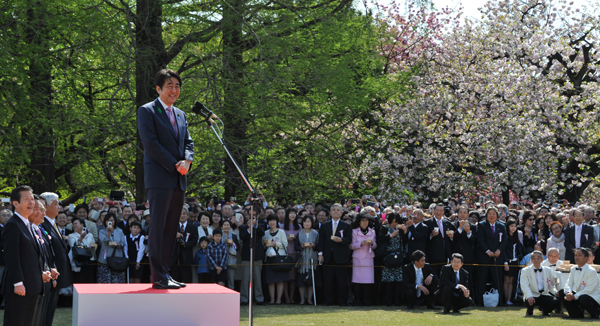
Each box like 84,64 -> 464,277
138,69 -> 194,289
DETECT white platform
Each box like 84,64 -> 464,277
73,283 -> 240,326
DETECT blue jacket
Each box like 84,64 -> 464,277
195,249 -> 210,274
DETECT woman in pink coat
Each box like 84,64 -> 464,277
350,212 -> 377,306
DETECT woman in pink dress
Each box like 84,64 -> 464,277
350,212 -> 377,306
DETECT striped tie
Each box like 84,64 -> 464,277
166,107 -> 178,136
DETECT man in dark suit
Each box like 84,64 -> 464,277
239,213 -> 266,305
40,192 -> 72,325
402,250 -> 439,309
317,203 -> 352,306
451,210 -> 477,277
2,186 -> 52,325
564,209 -> 594,263
170,207 -> 199,284
475,206 -> 508,306
0,209 -> 10,307
436,253 -> 474,313
425,203 -> 456,276
31,197 -> 56,326
138,69 -> 195,289
406,209 -> 428,261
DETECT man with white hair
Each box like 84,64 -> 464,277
39,192 -> 72,326
565,209 -> 594,262
407,209 -> 428,260
584,206 -> 597,226
542,247 -> 565,312
520,251 -> 560,316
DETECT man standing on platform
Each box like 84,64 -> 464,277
138,69 -> 195,289
520,251 -> 560,316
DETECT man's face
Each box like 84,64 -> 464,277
530,253 -> 543,267
317,211 -> 327,223
180,210 -> 188,223
31,200 -> 46,224
574,249 -> 587,266
584,209 -> 595,221
0,211 -> 10,224
573,210 -> 584,225
277,209 -> 285,222
123,207 -> 133,218
331,207 -> 342,220
56,213 -> 68,227
434,206 -> 444,219
222,205 -> 233,218
45,199 -> 60,218
188,212 -> 198,222
547,250 -> 560,264
451,257 -> 463,271
305,205 -> 314,213
156,77 -> 180,107
414,257 -> 426,269
487,210 -> 497,224
13,190 -> 34,218
413,211 -> 423,223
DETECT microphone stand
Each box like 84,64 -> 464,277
192,102 -> 259,326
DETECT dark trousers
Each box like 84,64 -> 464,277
475,265 -> 503,306
384,281 -> 402,306
352,283 -> 372,306
562,294 -> 600,318
147,187 -> 185,282
526,295 -> 560,315
439,286 -> 473,311
43,286 -> 60,326
170,264 -> 192,284
403,279 -> 439,307
4,293 -> 43,326
429,261 -> 444,278
322,262 -> 348,305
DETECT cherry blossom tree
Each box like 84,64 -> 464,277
359,0 -> 600,204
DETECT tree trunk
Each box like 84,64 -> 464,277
134,0 -> 166,203
502,190 -> 510,206
25,1 -> 56,194
222,0 -> 248,200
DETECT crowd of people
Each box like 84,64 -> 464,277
2,188 -> 600,324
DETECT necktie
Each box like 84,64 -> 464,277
416,269 -> 422,297
550,264 -> 556,267
332,221 -> 337,236
455,271 -> 459,283
53,222 -> 60,234
61,228 -> 65,236
491,224 -> 495,235
166,107 -> 178,136
438,219 -> 444,238
576,267 -> 582,271
534,268 -> 542,273
181,224 -> 185,234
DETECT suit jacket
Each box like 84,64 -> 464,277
402,262 -> 437,292
564,263 -> 600,305
564,223 -> 594,262
436,264 -> 470,295
541,259 -> 564,290
137,98 -> 194,191
117,219 -> 130,237
424,217 -> 455,263
1,215 -> 44,296
0,224 -> 5,266
451,220 -> 477,263
407,221 -> 428,259
239,224 -> 266,261
476,220 -> 508,264
171,222 -> 199,266
316,219 -> 352,264
41,219 -> 72,289
520,265 -> 557,300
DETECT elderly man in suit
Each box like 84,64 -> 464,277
317,203 -> 352,306
562,248 -> 600,319
425,204 -> 456,276
406,209 -> 428,260
475,206 -> 508,306
138,69 -> 195,289
564,209 -> 594,263
2,186 -> 52,326
520,250 -> 560,316
402,250 -> 439,310
437,253 -> 474,313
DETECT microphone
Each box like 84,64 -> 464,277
192,102 -> 215,123
193,102 -> 219,120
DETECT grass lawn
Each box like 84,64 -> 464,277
5,305 -> 592,326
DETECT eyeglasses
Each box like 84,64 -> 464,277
528,218 -> 535,221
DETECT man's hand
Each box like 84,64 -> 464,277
216,266 -> 223,274
424,275 -> 433,285
448,232 -> 454,240
527,297 -> 535,306
565,292 -> 575,301
14,284 -> 25,296
52,280 -> 57,288
494,249 -> 501,258
332,236 -> 342,243
464,223 -> 470,233
504,264 -> 509,271
487,251 -> 495,257
50,268 -> 60,280
42,271 -> 52,283
431,229 -> 439,238
418,284 -> 430,296
176,232 -> 183,239
318,255 -> 324,264
176,160 -> 191,175
136,262 -> 141,270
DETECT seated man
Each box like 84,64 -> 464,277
436,253 -> 474,313
520,250 -> 560,316
562,248 -> 600,319
402,250 -> 439,310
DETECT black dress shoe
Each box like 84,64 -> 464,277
453,309 -> 461,313
443,309 -> 451,314
152,279 -> 180,289
526,307 -> 533,316
167,275 -> 186,288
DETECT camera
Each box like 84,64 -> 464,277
82,227 -> 87,233
107,222 -> 113,227
351,199 -> 360,204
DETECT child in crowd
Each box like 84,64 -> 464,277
207,229 -> 228,286
195,237 -> 211,283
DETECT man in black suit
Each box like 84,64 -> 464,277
437,253 -> 474,313
239,212 -> 266,305
2,186 -> 52,325
317,203 -> 352,306
564,209 -> 594,263
0,209 -> 10,307
31,197 -> 56,326
402,250 -> 439,309
406,209 -> 428,261
425,203 -> 456,276
451,209 -> 477,277
170,207 -> 199,284
40,192 -> 72,325
475,206 -> 508,306
138,69 -> 195,289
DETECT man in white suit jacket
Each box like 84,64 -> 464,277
520,251 -> 560,316
563,248 -> 600,319
542,247 -> 565,312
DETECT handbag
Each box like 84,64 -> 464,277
268,244 -> 294,272
72,245 -> 93,262
383,251 -> 404,268
303,271 -> 313,286
107,247 -> 129,271
483,288 -> 499,307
